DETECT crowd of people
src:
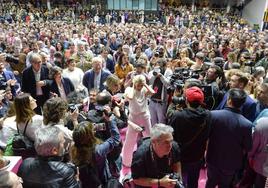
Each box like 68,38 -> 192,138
0,1 -> 268,188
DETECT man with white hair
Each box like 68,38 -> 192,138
17,126 -> 80,188
71,40 -> 93,72
82,56 -> 111,92
131,123 -> 182,188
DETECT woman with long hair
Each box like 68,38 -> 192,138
71,121 -> 120,187
14,93 -> 42,142
115,53 -> 134,90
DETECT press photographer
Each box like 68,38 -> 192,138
131,124 -> 182,188
87,91 -> 123,178
149,58 -> 173,125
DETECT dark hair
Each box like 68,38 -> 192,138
117,53 -> 127,66
228,88 -> 247,109
71,121 -> 102,166
14,93 -> 35,124
54,51 -> 63,58
96,92 -> 112,106
210,65 -> 223,77
55,42 -> 64,52
188,101 -> 202,108
43,97 -> 68,125
185,78 -> 202,89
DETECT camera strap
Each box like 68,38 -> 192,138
149,143 -> 173,179
17,119 -> 30,136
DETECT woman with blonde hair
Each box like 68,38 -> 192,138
121,74 -> 155,168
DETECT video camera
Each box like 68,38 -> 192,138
168,68 -> 202,92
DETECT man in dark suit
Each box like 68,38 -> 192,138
216,71 -> 256,122
21,53 -> 50,114
206,88 -> 253,188
0,61 -> 18,96
82,57 -> 111,92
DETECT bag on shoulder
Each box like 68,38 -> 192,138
12,120 -> 36,159
79,163 -> 102,188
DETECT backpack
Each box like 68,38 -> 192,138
12,120 -> 36,159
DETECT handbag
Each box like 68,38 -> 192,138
12,120 -> 36,159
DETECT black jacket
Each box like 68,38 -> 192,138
170,107 -> 210,163
21,65 -> 50,100
17,156 -> 80,188
49,77 -> 75,98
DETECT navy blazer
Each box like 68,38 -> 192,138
106,58 -> 115,73
49,77 -> 75,98
1,70 -> 18,96
21,65 -> 50,100
82,69 -> 111,92
216,93 -> 256,122
207,107 -> 253,172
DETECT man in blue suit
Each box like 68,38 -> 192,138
0,61 -> 18,96
82,57 -> 111,92
216,71 -> 256,122
206,88 -> 253,188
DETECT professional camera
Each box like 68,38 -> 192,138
1,53 -> 19,64
168,173 -> 185,188
67,103 -> 83,113
169,68 -> 201,93
152,66 -> 161,76
93,122 -> 106,131
87,106 -> 111,141
95,105 -> 112,117
244,61 -> 255,67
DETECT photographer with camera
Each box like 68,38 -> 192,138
149,58 -> 173,126
87,91 -> 123,178
104,74 -> 127,129
1,47 -> 26,84
131,123 -> 182,188
71,119 -> 121,188
170,86 -> 210,188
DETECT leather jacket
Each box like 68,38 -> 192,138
17,156 -> 80,188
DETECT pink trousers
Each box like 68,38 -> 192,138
122,113 -> 151,167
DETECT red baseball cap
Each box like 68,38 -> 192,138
185,86 -> 204,104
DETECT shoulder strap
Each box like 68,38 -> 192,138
181,112 -> 211,151
17,120 -> 30,136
